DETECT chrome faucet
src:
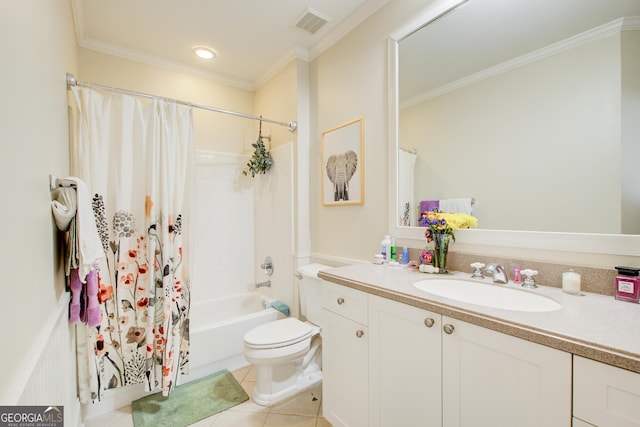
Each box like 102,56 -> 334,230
255,280 -> 271,288
484,263 -> 508,284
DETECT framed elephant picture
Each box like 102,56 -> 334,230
322,118 -> 364,206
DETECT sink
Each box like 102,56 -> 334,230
413,279 -> 561,312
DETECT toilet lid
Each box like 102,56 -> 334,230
244,318 -> 314,349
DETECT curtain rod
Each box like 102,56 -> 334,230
66,73 -> 297,133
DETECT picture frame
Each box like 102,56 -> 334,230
321,117 -> 364,206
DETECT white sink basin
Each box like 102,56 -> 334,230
414,279 -> 561,312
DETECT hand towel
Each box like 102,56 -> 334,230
85,267 -> 101,327
269,301 -> 290,317
439,198 -> 474,215
420,200 -> 439,213
51,187 -> 77,231
69,268 -> 83,324
64,177 -> 104,281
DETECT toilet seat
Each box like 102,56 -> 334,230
244,317 -> 315,349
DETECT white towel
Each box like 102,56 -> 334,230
51,187 -> 77,231
64,177 -> 104,281
439,198 -> 474,215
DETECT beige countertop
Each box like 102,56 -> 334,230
318,263 -> 640,374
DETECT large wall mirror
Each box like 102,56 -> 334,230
389,0 -> 640,254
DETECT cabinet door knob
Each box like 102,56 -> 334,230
355,330 -> 364,338
337,297 -> 345,305
443,324 -> 455,335
424,318 -> 435,328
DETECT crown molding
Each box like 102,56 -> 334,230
308,0 -> 390,61
254,47 -> 309,89
77,36 -> 255,91
401,16 -> 637,109
622,15 -> 640,30
71,0 -> 390,92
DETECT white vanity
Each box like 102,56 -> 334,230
319,263 -> 640,427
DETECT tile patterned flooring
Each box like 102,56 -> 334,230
84,365 -> 331,427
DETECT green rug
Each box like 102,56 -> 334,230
131,370 -> 249,427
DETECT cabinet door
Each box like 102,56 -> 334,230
369,295 -> 442,427
574,355 -> 640,426
322,309 -> 368,427
442,316 -> 572,427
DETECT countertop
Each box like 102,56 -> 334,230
318,263 -> 640,374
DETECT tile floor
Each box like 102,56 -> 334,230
84,365 -> 331,427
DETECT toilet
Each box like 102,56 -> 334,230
243,263 -> 330,406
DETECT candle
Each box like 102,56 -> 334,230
562,271 -> 581,295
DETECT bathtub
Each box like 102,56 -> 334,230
185,291 -> 284,383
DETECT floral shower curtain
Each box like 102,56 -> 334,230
71,86 -> 193,403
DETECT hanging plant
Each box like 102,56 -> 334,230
243,119 -> 273,177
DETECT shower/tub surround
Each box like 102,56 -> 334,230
192,151 -> 255,300
189,147 -> 294,378
187,291 -> 284,381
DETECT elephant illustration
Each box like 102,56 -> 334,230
326,150 -> 358,201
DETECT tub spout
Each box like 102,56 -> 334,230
255,280 -> 271,288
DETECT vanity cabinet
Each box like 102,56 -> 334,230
442,316 -> 572,426
369,295 -> 442,427
322,282 -> 369,427
323,282 -> 573,426
573,355 -> 640,426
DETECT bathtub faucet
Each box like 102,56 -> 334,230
255,280 -> 271,288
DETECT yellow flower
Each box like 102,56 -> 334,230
441,213 -> 478,230
422,211 -> 478,239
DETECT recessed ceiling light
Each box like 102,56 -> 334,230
192,46 -> 216,60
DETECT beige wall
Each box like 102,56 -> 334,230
254,60 -> 298,149
77,49 -> 256,154
310,0 -> 432,261
0,0 -> 78,403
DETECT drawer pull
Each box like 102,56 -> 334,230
424,317 -> 435,328
337,297 -> 345,305
355,330 -> 365,338
443,324 -> 455,335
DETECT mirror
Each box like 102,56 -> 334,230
395,0 -> 640,235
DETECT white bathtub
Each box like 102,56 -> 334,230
186,291 -> 283,382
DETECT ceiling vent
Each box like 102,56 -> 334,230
294,7 -> 330,34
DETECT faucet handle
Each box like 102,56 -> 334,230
484,263 -> 496,274
521,269 -> 538,289
470,262 -> 485,279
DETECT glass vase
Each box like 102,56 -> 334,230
433,232 -> 452,274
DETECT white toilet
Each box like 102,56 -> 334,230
243,263 -> 330,406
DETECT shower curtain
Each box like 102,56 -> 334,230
71,86 -> 193,403
398,149 -> 417,226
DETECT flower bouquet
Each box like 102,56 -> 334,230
420,210 -> 478,273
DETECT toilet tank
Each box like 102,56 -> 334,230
297,263 -> 331,327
